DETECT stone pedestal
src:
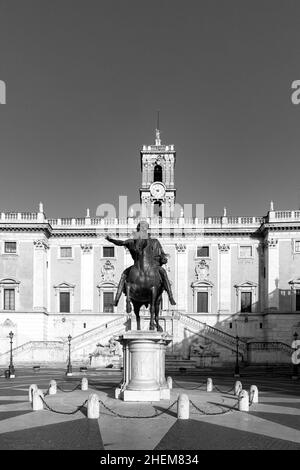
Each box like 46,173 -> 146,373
116,331 -> 172,402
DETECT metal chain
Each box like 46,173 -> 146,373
98,398 -> 178,419
40,396 -> 88,415
190,398 -> 240,416
213,384 -> 235,394
56,383 -> 81,393
172,378 -> 207,390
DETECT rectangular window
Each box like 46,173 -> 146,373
197,291 -> 208,313
4,242 -> 17,253
60,247 -> 72,258
295,241 -> 300,253
240,246 -> 252,258
103,247 -> 115,258
103,292 -> 114,312
241,291 -> 252,313
197,246 -> 209,257
4,289 -> 15,310
60,292 -> 70,312
296,290 -> 300,311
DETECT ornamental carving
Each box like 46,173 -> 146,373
34,239 -> 49,250
175,243 -> 186,253
101,260 -> 115,282
195,260 -> 209,281
218,243 -> 230,252
264,239 -> 278,248
81,244 -> 93,253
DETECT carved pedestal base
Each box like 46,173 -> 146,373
115,331 -> 172,402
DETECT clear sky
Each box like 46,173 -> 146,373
0,0 -> 299,218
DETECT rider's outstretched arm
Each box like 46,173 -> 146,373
105,235 -> 126,246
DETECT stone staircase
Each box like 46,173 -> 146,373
165,354 -> 198,373
178,313 -> 247,360
69,314 -> 129,361
0,341 -> 65,366
0,315 -> 130,366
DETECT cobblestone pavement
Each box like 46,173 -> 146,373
0,367 -> 300,450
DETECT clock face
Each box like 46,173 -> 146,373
150,182 -> 165,199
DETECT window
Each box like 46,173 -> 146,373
103,292 -> 114,312
296,290 -> 300,311
4,289 -> 15,310
60,292 -> 70,313
153,201 -> 162,218
239,246 -> 252,258
229,322 -> 232,329
60,247 -> 72,258
241,291 -> 252,313
295,241 -> 300,253
103,247 -> 115,258
154,164 -> 163,182
197,246 -> 209,257
197,292 -> 208,313
4,242 -> 16,254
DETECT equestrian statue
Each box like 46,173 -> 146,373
106,221 -> 176,331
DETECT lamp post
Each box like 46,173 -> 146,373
234,335 -> 240,377
8,331 -> 15,378
66,334 -> 72,376
292,332 -> 299,380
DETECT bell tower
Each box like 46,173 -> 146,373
140,125 -> 176,218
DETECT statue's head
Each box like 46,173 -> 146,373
136,221 -> 149,232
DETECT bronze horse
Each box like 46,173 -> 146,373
124,237 -> 164,331
106,224 -> 172,331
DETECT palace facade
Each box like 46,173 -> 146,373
0,130 -> 299,367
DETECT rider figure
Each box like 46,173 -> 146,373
105,221 -> 176,312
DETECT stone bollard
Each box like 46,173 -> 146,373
32,388 -> 44,411
81,377 -> 88,391
206,378 -> 213,392
234,380 -> 242,396
29,384 -> 38,403
49,380 -> 57,395
177,394 -> 189,420
249,385 -> 259,404
238,390 -> 249,412
167,376 -> 173,390
87,393 -> 100,419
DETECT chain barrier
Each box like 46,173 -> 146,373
98,398 -> 178,419
40,396 -> 88,415
44,387 -> 50,397
190,397 -> 240,416
56,383 -> 81,393
172,378 -> 207,390
213,384 -> 235,394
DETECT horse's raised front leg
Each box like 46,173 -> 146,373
133,302 -> 141,331
149,286 -> 156,331
125,282 -> 132,313
155,295 -> 163,332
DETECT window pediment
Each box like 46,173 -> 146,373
191,280 -> 214,288
234,281 -> 258,289
289,278 -> 300,285
0,278 -> 20,293
97,280 -> 118,289
54,282 -> 75,296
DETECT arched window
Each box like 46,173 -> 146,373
154,164 -> 163,182
154,201 -> 162,218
